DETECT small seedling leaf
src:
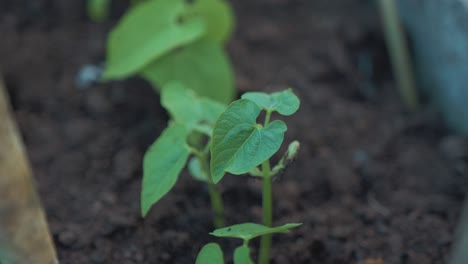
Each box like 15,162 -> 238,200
140,39 -> 234,104
210,223 -> 302,241
233,244 -> 253,264
241,88 -> 300,116
211,99 -> 287,183
103,0 -> 204,80
186,0 -> 235,43
87,0 -> 110,23
196,243 -> 224,264
161,82 -> 226,133
141,123 -> 190,217
188,157 -> 208,182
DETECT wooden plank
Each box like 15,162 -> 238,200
0,77 -> 58,263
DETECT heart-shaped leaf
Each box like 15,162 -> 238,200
241,88 -> 300,116
103,0 -> 204,80
211,99 -> 287,183
196,243 -> 224,264
185,0 -> 235,44
161,82 -> 226,134
141,123 -> 190,217
141,40 -> 235,104
234,245 -> 253,264
210,223 -> 302,241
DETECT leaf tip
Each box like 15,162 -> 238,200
287,223 -> 303,229
140,200 -> 150,218
212,172 -> 224,184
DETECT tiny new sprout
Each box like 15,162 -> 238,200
141,81 -> 226,228
196,223 -> 302,264
209,88 -> 301,264
87,0 -> 110,23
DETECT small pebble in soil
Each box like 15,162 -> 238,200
75,64 -> 103,89
100,191 -> 117,205
57,229 -> 77,247
352,148 -> 370,171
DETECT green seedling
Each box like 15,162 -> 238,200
196,223 -> 302,264
142,87 -> 300,261
141,82 -> 226,228
210,88 -> 300,264
87,0 -> 111,22
102,0 -> 235,103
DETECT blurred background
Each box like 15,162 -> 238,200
1,0 -> 467,263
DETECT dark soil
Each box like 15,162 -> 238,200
1,0 -> 467,263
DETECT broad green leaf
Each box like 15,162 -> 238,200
210,99 -> 287,183
161,82 -> 226,133
234,245 -> 253,264
141,123 -> 190,217
103,0 -> 204,80
196,243 -> 224,264
210,223 -> 302,241
241,89 -> 300,116
188,157 -> 208,182
161,82 -> 201,129
140,40 -> 235,104
87,0 -> 110,23
186,0 -> 235,43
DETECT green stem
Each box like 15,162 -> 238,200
199,152 -> 225,229
264,111 -> 271,127
207,180 -> 224,229
258,160 -> 272,264
377,0 -> 419,111
259,110 -> 273,264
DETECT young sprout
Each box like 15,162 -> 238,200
141,82 -> 226,228
210,88 -> 300,264
102,0 -> 235,103
87,0 -> 110,23
143,88 -> 301,262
